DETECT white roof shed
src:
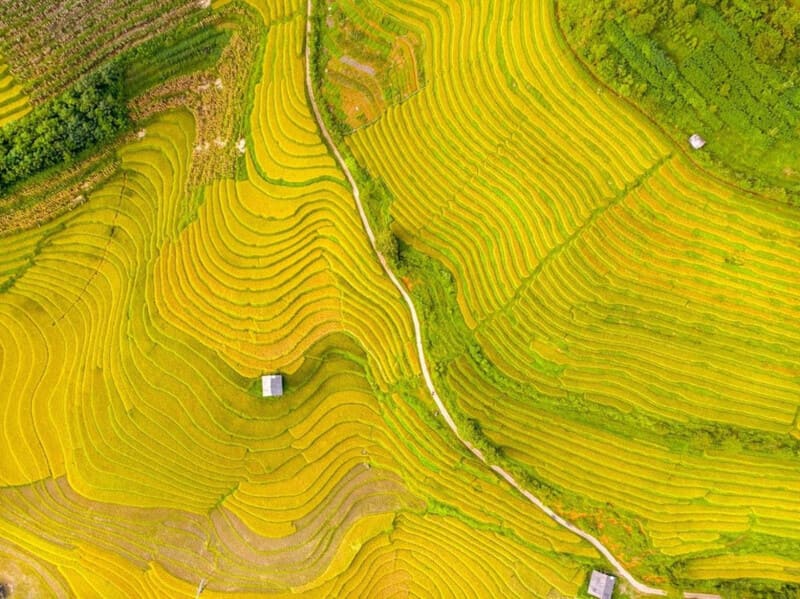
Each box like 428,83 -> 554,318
261,374 -> 284,397
689,133 -> 706,149
588,570 -> 616,599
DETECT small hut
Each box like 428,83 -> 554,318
689,133 -> 706,149
587,570 -> 616,599
261,374 -> 283,397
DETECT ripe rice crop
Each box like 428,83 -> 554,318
0,59 -> 29,126
1,0 -> 797,595
0,1 -> 592,596
344,0 -> 800,592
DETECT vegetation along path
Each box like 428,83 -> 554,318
304,2 -> 720,596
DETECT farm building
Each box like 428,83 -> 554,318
587,570 -> 616,599
689,133 -> 706,149
261,374 -> 283,397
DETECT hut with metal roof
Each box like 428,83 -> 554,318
261,374 -> 284,397
587,570 -> 616,599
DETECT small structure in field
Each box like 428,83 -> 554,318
587,570 -> 616,599
689,133 -> 706,149
261,374 -> 283,398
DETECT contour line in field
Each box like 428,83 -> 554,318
303,2 -> 721,597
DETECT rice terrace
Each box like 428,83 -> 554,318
0,0 -> 798,597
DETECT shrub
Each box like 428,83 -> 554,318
753,28 -> 785,62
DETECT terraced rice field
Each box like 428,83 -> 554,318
0,1 -> 603,596
1,0 -> 798,595
344,0 -> 800,590
0,59 -> 29,126
319,0 -> 423,131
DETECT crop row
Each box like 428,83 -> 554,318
0,0 -> 201,102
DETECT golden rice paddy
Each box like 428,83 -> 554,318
0,0 -> 797,595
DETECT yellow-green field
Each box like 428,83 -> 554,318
344,0 -> 800,592
0,0 -> 798,597
0,1 -> 599,596
0,58 -> 28,126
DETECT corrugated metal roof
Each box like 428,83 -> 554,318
261,374 -> 283,397
588,570 -> 616,599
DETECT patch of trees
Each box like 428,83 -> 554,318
737,583 -> 800,599
558,0 -> 800,199
0,64 -> 129,195
562,0 -> 800,68
706,579 -> 799,599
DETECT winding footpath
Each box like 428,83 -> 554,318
303,3 -> 720,598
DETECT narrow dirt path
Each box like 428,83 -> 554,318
303,3 -> 720,597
